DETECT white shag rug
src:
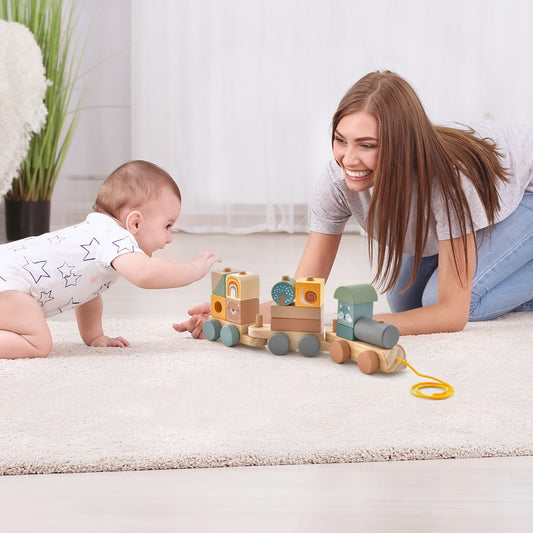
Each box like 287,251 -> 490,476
1,313 -> 532,476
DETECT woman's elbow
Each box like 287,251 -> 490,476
430,300 -> 470,333
443,309 -> 469,332
446,317 -> 468,332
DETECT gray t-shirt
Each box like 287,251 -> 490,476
311,120 -> 533,256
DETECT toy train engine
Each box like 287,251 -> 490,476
325,284 -> 406,374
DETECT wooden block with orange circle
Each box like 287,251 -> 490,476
210,294 -> 226,320
295,277 -> 325,308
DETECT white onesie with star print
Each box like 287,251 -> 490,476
0,212 -> 144,317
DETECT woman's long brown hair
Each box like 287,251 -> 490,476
332,71 -> 508,292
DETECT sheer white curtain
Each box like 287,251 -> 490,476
131,0 -> 533,234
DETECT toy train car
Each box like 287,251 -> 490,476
203,268 -> 406,375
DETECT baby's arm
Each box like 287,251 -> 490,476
111,250 -> 221,289
75,296 -> 130,348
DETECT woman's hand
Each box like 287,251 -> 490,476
172,302 -> 211,338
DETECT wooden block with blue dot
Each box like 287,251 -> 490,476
271,276 -> 296,305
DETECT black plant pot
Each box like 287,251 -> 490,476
4,199 -> 51,241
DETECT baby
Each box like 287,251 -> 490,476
0,160 -> 221,359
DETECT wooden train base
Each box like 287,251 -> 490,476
203,269 -> 407,375
325,322 -> 406,374
204,314 -> 406,375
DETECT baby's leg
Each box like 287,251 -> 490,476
0,291 -> 53,359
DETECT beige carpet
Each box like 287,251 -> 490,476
1,312 -> 532,475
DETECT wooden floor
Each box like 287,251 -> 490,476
1,456 -> 531,533
1,220 -> 532,532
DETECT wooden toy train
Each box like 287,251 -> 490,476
203,268 -> 406,375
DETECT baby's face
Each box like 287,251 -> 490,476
134,192 -> 181,256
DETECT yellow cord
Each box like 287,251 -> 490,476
396,358 -> 454,400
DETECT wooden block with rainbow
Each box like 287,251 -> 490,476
210,268 -> 260,325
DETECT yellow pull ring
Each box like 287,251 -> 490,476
396,358 -> 454,400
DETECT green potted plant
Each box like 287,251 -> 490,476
1,0 -> 83,241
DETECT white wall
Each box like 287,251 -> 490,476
59,0 -> 533,233
128,0 -> 533,232
64,0 -> 533,181
61,0 -> 131,179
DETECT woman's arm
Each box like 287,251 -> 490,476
374,233 -> 476,334
294,231 -> 343,280
260,231 -> 343,322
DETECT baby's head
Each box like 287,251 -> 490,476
94,160 -> 182,256
94,160 -> 181,217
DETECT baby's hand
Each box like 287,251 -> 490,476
89,335 -> 130,348
173,302 -> 211,339
190,251 -> 222,280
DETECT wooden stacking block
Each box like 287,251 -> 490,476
271,276 -> 296,305
295,277 -> 325,308
335,321 -> 355,341
271,317 -> 322,333
210,294 -> 226,320
226,271 -> 260,301
211,268 -> 237,296
225,298 -> 259,325
333,283 -> 377,326
270,304 -> 323,320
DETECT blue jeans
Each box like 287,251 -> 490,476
387,193 -> 533,321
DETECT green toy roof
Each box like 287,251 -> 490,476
333,284 -> 378,304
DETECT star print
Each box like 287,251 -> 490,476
37,291 -> 54,307
0,276 -> 6,282
80,238 -> 100,261
8,243 -> 26,252
64,273 -> 82,288
22,256 -> 50,284
48,235 -> 66,245
57,297 -> 81,313
57,262 -> 75,279
113,236 -> 137,254
93,280 -> 112,296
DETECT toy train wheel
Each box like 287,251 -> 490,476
220,324 -> 240,347
203,319 -> 221,341
357,350 -> 380,374
268,332 -> 290,355
329,340 -> 350,363
298,335 -> 320,357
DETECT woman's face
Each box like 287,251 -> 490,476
332,111 -> 378,192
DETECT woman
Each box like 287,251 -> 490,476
175,70 -> 533,337
297,70 -> 532,334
